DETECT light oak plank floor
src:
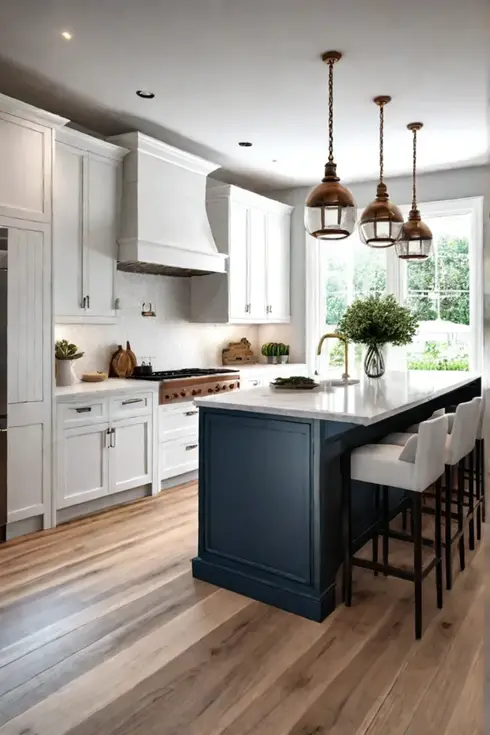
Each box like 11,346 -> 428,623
0,482 -> 484,735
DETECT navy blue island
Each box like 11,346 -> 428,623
192,371 -> 481,622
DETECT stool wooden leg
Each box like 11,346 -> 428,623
373,485 -> 380,576
402,507 -> 407,531
458,459 -> 466,572
468,450 -> 475,550
412,492 -> 423,640
342,458 -> 352,607
382,485 -> 389,576
434,477 -> 443,610
445,464 -> 453,591
476,440 -> 483,539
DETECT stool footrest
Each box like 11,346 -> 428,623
352,555 -> 439,583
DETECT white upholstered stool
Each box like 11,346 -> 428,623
345,414 -> 448,640
383,397 -> 482,590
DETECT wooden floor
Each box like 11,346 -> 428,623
0,482 -> 485,735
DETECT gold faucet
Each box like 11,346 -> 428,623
316,332 -> 350,380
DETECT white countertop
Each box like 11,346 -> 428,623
236,363 -> 307,375
195,371 -> 480,425
56,378 -> 160,401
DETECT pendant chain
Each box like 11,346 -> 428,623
328,60 -> 334,163
412,127 -> 417,210
379,103 -> 384,183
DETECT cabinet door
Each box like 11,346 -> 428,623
53,143 -> 86,319
247,207 -> 268,321
266,211 -> 291,322
110,415 -> 152,494
0,111 -> 52,223
228,201 -> 250,321
6,220 -> 52,527
58,423 -> 110,508
85,155 -> 117,319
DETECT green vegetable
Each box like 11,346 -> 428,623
337,294 -> 418,348
273,376 -> 315,386
55,339 -> 84,361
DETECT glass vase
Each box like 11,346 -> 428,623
364,344 -> 385,379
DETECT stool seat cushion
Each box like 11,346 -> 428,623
351,443 -> 415,491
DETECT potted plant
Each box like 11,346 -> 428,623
337,294 -> 418,378
55,339 -> 84,386
261,342 -> 278,364
278,343 -> 290,364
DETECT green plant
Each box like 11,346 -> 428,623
55,339 -> 84,361
261,342 -> 275,357
337,294 -> 418,347
261,342 -> 289,357
278,343 -> 289,356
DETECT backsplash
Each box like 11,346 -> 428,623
55,270 -> 260,374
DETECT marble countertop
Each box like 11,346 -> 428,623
195,371 -> 480,425
56,378 -> 159,401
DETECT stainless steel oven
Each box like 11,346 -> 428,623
0,227 -> 7,541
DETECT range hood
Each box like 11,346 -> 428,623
109,132 -> 227,277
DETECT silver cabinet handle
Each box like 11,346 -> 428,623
184,410 -> 198,416
185,443 -> 198,451
122,398 -> 144,405
251,380 -> 259,386
244,303 -> 248,313
75,406 -> 92,413
108,428 -> 115,448
86,294 -> 90,309
81,296 -> 87,309
105,429 -> 111,449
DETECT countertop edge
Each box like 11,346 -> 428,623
55,379 -> 160,402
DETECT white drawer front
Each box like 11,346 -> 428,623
159,403 -> 199,441
109,392 -> 152,420
60,399 -> 108,427
160,437 -> 198,480
241,377 -> 265,390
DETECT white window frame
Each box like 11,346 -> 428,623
306,196 -> 483,374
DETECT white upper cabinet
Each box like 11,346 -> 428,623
53,128 -> 127,324
0,97 -> 65,223
190,183 -> 292,324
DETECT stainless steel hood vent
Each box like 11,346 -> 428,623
109,132 -> 227,277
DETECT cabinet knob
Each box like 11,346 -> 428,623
173,393 -> 179,399
214,385 -> 221,392
180,391 -> 186,397
208,388 -> 214,393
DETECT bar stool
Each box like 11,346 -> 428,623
382,397 -> 482,590
344,414 -> 448,640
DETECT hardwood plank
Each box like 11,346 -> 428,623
0,589 -> 252,735
443,643 -> 483,735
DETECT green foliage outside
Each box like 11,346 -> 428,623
407,341 -> 469,371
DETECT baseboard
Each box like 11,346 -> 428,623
160,470 -> 198,491
7,515 -> 43,540
192,556 -> 336,623
57,485 -> 152,524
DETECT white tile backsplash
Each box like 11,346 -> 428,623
55,270 -> 260,374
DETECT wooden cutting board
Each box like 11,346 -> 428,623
126,341 -> 137,376
109,346 -> 132,378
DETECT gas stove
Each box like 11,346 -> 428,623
130,367 -> 240,404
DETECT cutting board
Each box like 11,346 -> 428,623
126,341 -> 137,376
222,337 -> 256,365
109,346 -> 132,378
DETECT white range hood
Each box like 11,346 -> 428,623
109,132 -> 227,276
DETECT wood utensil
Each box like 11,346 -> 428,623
81,372 -> 108,383
126,341 -> 137,376
222,337 -> 256,365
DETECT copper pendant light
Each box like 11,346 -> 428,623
395,123 -> 433,260
304,51 -> 356,241
358,96 -> 403,248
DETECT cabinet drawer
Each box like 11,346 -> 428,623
160,436 -> 199,480
241,377 -> 265,390
109,392 -> 153,420
60,399 -> 108,427
159,403 -> 199,441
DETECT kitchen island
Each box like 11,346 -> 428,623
192,371 -> 481,621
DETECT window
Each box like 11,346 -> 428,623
307,197 -> 483,374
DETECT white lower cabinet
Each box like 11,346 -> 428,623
59,423 -> 110,508
110,415 -> 153,495
56,390 -> 158,510
159,402 -> 199,481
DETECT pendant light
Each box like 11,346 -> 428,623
304,51 -> 356,240
395,123 -> 433,260
358,96 -> 403,248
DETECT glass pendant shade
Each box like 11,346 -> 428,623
395,209 -> 433,260
305,162 -> 356,240
358,183 -> 404,248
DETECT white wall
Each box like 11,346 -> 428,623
55,270 -> 259,375
266,164 -> 490,364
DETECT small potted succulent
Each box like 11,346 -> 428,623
261,342 -> 290,364
55,339 -> 84,386
278,343 -> 290,364
337,294 -> 418,378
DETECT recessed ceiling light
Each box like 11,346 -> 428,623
61,31 -> 72,40
136,90 -> 155,99
238,141 -> 252,147
272,159 -> 278,163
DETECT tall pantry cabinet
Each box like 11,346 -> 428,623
0,93 -> 68,539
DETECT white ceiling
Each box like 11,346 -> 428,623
0,0 -> 489,189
